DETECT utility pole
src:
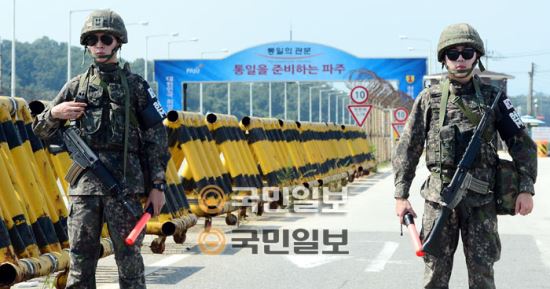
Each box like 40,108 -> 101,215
527,62 -> 534,116
11,0 -> 16,98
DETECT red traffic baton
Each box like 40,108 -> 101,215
125,206 -> 153,246
403,213 -> 424,257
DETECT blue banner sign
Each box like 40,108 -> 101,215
155,41 -> 426,111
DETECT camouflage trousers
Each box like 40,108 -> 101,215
66,195 -> 146,289
420,200 -> 501,289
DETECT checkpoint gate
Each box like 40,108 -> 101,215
154,41 -> 426,121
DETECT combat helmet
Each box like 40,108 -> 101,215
80,9 -> 128,45
437,23 -> 484,61
437,23 -> 485,72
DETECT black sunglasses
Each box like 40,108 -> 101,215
85,34 -> 115,46
445,47 -> 476,61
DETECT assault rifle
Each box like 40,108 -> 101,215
60,125 -> 141,221
422,88 -> 503,256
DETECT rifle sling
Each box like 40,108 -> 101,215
119,69 -> 131,182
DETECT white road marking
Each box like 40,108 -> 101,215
364,241 -> 399,272
144,254 -> 190,275
286,254 -> 352,268
13,281 -> 40,288
536,238 -> 550,270
350,180 -> 377,184
97,254 -> 190,289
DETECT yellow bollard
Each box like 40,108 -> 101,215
536,140 -> 548,157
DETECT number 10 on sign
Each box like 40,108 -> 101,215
350,86 -> 369,104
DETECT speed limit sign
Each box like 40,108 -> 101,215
393,107 -> 409,123
350,86 -> 369,104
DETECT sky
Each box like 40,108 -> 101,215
1,0 -> 549,96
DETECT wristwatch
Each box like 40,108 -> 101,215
151,182 -> 166,192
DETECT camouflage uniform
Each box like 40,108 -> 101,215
32,10 -> 169,289
392,23 -> 537,289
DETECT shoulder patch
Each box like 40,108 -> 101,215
508,110 -> 524,129
147,87 -> 157,99
496,94 -> 525,140
503,99 -> 514,110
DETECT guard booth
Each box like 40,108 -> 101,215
423,69 -> 514,93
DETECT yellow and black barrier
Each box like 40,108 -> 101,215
0,249 -> 69,287
206,113 -> 263,191
238,117 -> 366,192
165,111 -> 234,220
0,97 -> 62,255
145,159 -> 197,240
0,97 -> 119,287
343,125 -> 376,173
12,98 -> 69,249
28,100 -> 197,242
278,120 -> 319,187
536,140 -> 548,158
0,152 -> 41,259
28,100 -> 72,194
262,118 -> 302,184
239,116 -> 297,187
0,206 -> 18,264
296,122 -> 342,184
0,237 -> 114,287
2,95 -> 376,286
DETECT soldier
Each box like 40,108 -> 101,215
393,23 -> 537,289
32,10 -> 169,289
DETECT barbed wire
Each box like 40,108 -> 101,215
346,69 -> 414,109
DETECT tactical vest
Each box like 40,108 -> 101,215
76,65 -> 140,154
425,77 -> 498,191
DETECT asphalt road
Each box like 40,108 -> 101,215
15,158 -> 550,289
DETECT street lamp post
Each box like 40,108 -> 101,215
297,82 -> 301,121
145,32 -> 179,82
227,83 -> 231,115
284,82 -> 287,120
0,35 -> 3,94
318,89 -> 332,122
268,82 -> 272,117
341,95 -> 346,124
167,38 -> 199,58
249,82 -> 253,116
348,97 -> 352,125
328,92 -> 344,123
126,21 -> 149,26
200,49 -> 229,59
335,93 -> 340,123
399,35 -> 433,75
308,85 -> 325,122
328,92 -> 339,123
11,0 -> 16,98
